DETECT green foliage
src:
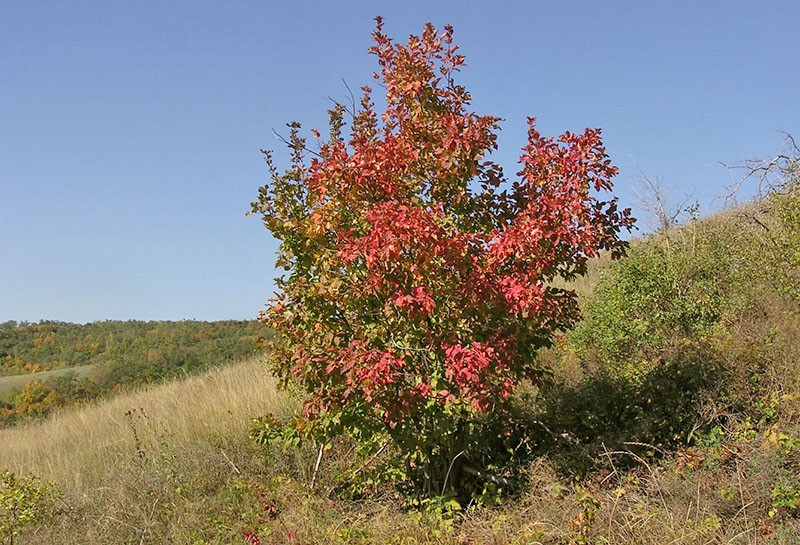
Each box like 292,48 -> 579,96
763,185 -> 800,301
47,371 -> 98,403
545,157 -> 800,475
572,224 -> 740,372
533,345 -> 719,474
0,320 -> 262,378
0,471 -> 60,545
771,482 -> 800,518
568,142 -> 800,441
0,381 -> 64,425
733,137 -> 800,301
250,415 -> 302,451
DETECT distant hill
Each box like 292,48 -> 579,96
0,320 -> 268,425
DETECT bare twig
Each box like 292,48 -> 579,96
271,128 -> 324,159
441,451 -> 465,495
341,77 -> 358,124
722,132 -> 800,205
634,172 -> 695,231
220,449 -> 241,475
310,442 -> 325,489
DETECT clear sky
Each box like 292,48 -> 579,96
1,1 -> 798,324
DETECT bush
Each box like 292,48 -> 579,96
573,212 -> 763,374
251,19 -> 633,498
533,342 -> 720,474
561,140 -> 800,478
0,470 -> 60,545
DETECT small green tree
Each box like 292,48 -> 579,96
761,141 -> 800,299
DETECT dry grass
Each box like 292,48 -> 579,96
0,355 -> 286,492
3,349 -> 800,544
0,355 -> 297,545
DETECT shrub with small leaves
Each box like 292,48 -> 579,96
0,470 -> 61,545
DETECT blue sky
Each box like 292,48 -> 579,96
1,1 -> 798,323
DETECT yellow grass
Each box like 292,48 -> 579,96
0,354 -> 287,494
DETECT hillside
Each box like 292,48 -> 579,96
0,320 -> 265,426
0,364 -> 96,403
2,173 -> 800,543
0,355 -> 289,544
0,320 -> 263,377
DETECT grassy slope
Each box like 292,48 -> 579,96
6,352 -> 796,545
0,355 -> 293,544
0,355 -> 284,486
0,350 -> 625,545
2,341 -> 798,543
4,205 -> 800,543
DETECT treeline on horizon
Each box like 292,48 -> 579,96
0,319 -> 267,426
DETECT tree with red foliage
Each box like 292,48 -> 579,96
251,18 -> 634,497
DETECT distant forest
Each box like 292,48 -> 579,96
0,320 -> 266,425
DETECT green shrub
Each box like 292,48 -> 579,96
572,208 -> 772,375
0,470 -> 61,545
533,343 -> 719,474
574,238 -> 716,371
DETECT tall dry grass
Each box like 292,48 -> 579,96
0,355 -> 296,544
0,354 -> 286,491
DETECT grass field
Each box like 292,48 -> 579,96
0,354 -> 298,544
0,355 -> 284,488
0,364 -> 97,403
